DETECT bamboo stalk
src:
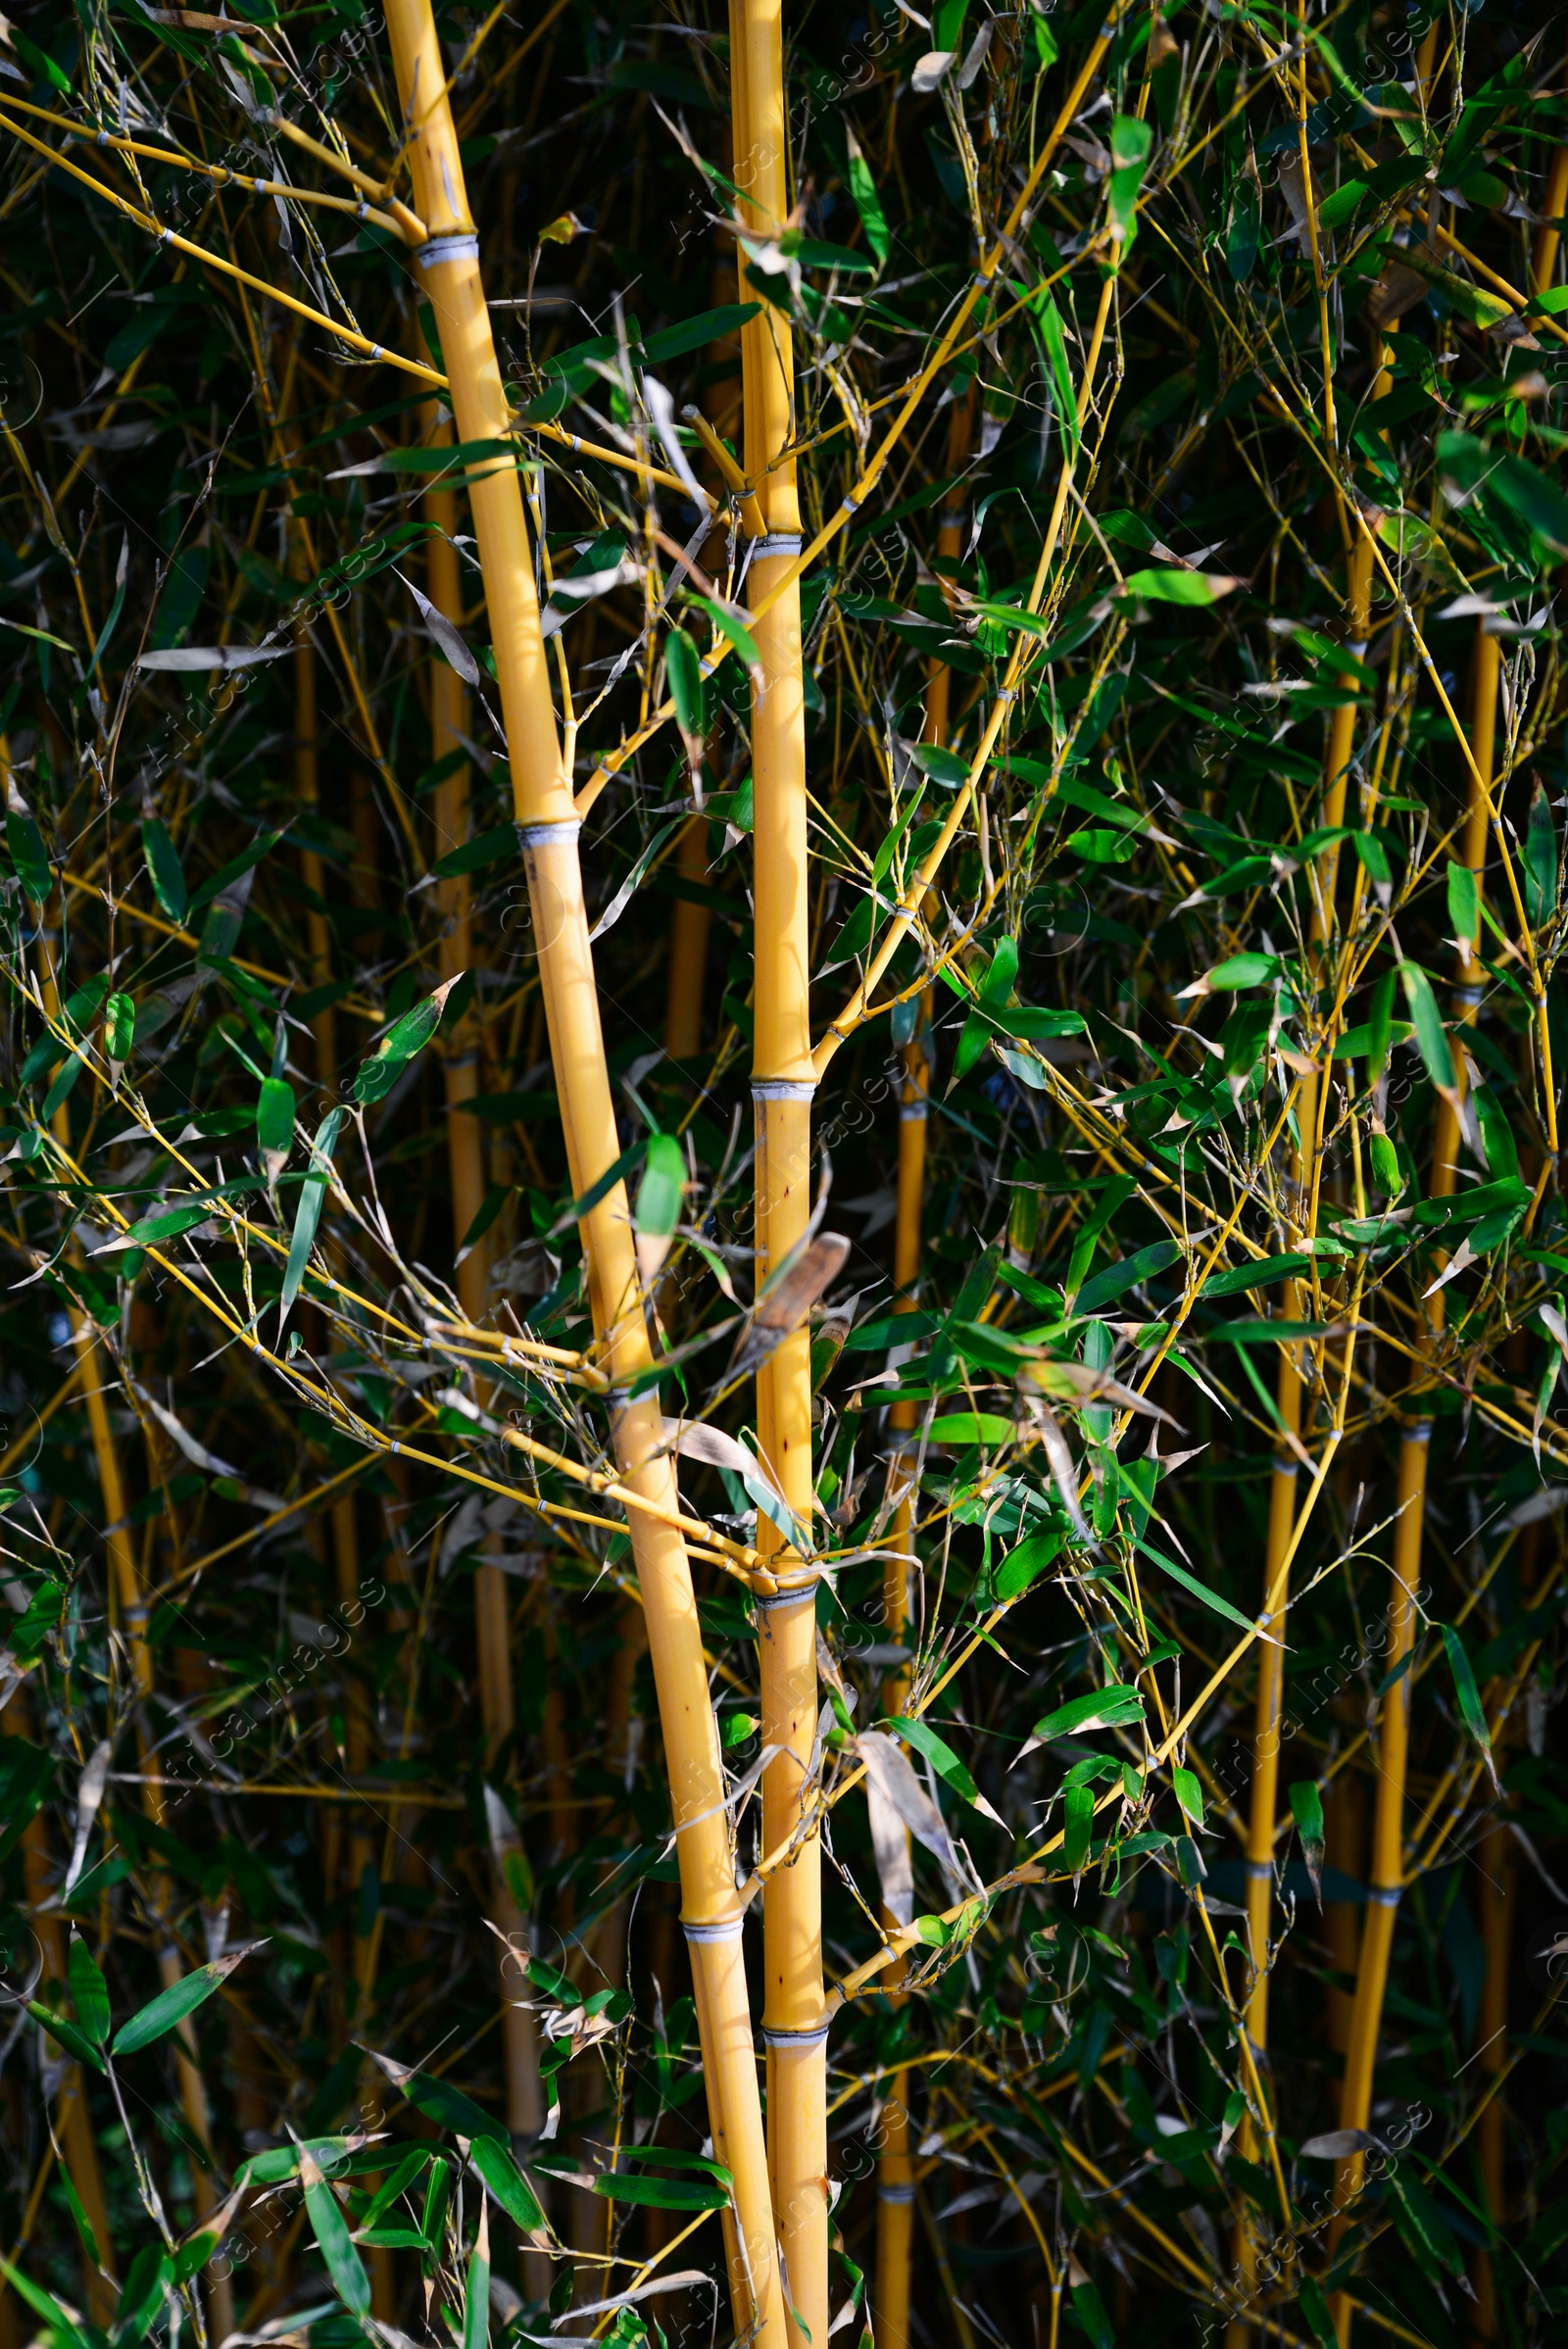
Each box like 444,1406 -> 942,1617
874,384 -> 973,2348
1327,1421 -> 1425,2340
727,0 -> 827,2335
30,912 -> 236,2343
378,7 -> 782,2333
1326,563 -> 1501,2344
0,1689 -> 117,2328
1228,494 -> 1376,2333
420,404 -> 551,2289
663,813 -> 711,1060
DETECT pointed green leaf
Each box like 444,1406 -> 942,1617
141,817 -> 188,925
353,980 -> 458,1103
0,2256 -> 93,2349
1063,1784 -> 1095,1874
1441,1624 -> 1494,1771
6,809 -> 51,903
845,130 -> 889,266
113,1945 -> 254,2055
280,1109 -> 343,1330
889,1715 -> 1004,1824
113,2245 -> 172,2346
665,626 -> 705,743
104,993 -> 135,1065
468,2132 -> 545,2234
396,2065 -> 508,2146
68,1933 -> 110,2047
635,1132 -> 686,1238
463,2203 -> 489,2349
1290,1781 -> 1325,1906
1397,960 -> 1455,1094
1525,781 -> 1558,932
28,2000 -> 106,2074
257,1077 -> 296,1157
1033,1687 -> 1146,1742
1171,1767 -> 1204,1827
299,2139 -> 371,2317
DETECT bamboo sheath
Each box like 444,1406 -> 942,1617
378,6 -> 782,2333
726,0 -> 827,2336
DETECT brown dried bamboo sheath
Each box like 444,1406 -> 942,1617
727,0 -> 828,2337
379,5 -> 782,2336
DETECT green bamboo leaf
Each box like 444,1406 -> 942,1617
1069,2277 -> 1113,2349
1397,960 -> 1456,1094
27,2001 -> 105,2074
67,1933 -> 110,2047
639,302 -> 760,366
431,824 -> 517,879
396,2064 -> 508,2145
279,1109 -> 343,1330
462,2200 -> 489,2349
1120,567 -> 1239,607
995,1528 -> 1064,1600
591,2172 -> 729,2211
1446,859 -> 1479,947
113,2244 -> 173,2346
0,2255 -> 93,2349
1525,780 -> 1558,932
353,978 -> 459,1104
1032,1686 -> 1146,1742
845,128 -> 890,265
113,1947 -> 252,2055
889,1715 -> 1004,1825
1441,1624 -> 1496,1784
1290,1782 -> 1325,1906
104,992 -> 135,1066
1203,1251 -> 1316,1299
1298,2275 -> 1339,2349
257,1076 -> 296,1158
1062,1784 -> 1095,1875
6,808 -> 51,903
299,2138 -> 372,2317
1106,113 -> 1152,252
468,2132 -> 545,2233
1134,1536 -> 1275,1640
141,817 -> 189,925
1171,1767 -> 1204,1827
635,1132 -> 686,1238
664,625 -> 705,742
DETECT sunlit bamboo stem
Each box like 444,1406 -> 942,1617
379,6 -> 782,2332
726,0 -> 827,2335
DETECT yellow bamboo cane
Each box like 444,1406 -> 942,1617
379,6 -> 782,2331
1227,504 -> 1375,2336
874,383 -> 974,2349
422,405 -> 554,2293
30,908 -> 236,2343
0,1686 -> 118,2329
1327,1422 -> 1425,2339
727,0 -> 827,2335
1327,609 -> 1501,2342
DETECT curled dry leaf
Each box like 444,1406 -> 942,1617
726,1231 -> 852,1381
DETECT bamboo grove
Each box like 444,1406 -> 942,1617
4,0 -> 1568,2342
